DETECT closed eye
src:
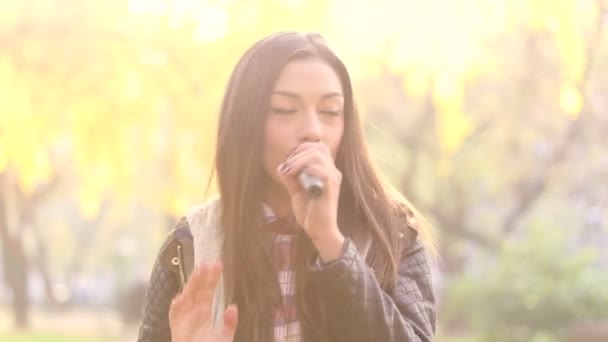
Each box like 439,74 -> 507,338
270,107 -> 297,114
320,110 -> 341,116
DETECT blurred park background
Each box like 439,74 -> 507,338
1,0 -> 608,341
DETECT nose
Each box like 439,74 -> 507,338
298,109 -> 322,142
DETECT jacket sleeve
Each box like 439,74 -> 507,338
309,231 -> 436,342
136,230 -> 181,342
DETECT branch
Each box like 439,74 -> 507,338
377,43 -> 498,249
501,6 -> 606,235
431,207 -> 498,250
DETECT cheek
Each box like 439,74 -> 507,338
263,121 -> 288,167
329,121 -> 345,158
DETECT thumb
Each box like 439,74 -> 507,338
222,305 -> 238,337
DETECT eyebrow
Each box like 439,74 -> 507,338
271,90 -> 343,100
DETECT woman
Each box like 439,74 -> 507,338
137,31 -> 436,342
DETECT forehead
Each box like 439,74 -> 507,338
272,58 -> 343,94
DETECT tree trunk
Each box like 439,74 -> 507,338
0,182 -> 30,329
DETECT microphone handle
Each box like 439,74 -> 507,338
298,172 -> 324,198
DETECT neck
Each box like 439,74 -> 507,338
263,183 -> 292,218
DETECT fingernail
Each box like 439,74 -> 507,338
278,163 -> 291,174
279,163 -> 291,173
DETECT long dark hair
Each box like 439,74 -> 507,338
213,31 -> 432,341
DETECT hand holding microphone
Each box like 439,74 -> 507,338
275,142 -> 344,262
278,144 -> 329,199
298,171 -> 324,198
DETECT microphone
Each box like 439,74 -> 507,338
298,171 -> 324,198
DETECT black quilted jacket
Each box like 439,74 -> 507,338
137,218 -> 436,342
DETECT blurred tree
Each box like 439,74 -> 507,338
0,173 -> 29,329
442,224 -> 608,341
353,0 -> 607,273
349,0 -> 608,337
0,0 -> 332,329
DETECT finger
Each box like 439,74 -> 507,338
283,151 -> 328,178
205,262 -> 222,290
191,299 -> 212,324
296,164 -> 337,200
183,263 -> 209,303
287,143 -> 331,165
222,305 -> 239,337
192,263 -> 213,303
169,293 -> 184,320
195,262 -> 221,305
189,264 -> 218,324
277,163 -> 304,196
278,147 -> 333,197
289,142 -> 330,157
277,151 -> 327,196
294,164 -> 331,183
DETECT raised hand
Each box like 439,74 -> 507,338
169,263 -> 238,342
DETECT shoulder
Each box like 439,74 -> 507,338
153,216 -> 192,287
184,196 -> 224,264
388,194 -> 435,254
387,198 -> 418,242
155,196 -> 223,277
184,195 -> 222,232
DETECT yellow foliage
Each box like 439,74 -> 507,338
168,195 -> 188,218
433,74 -> 473,154
18,147 -> 52,195
79,188 -> 101,219
0,141 -> 8,173
77,167 -> 111,218
0,0 -> 599,218
0,58 -> 56,193
559,84 -> 583,119
402,69 -> 431,98
525,0 -> 591,84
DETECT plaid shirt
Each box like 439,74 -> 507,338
263,205 -> 302,342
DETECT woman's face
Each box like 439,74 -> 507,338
263,57 -> 345,191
